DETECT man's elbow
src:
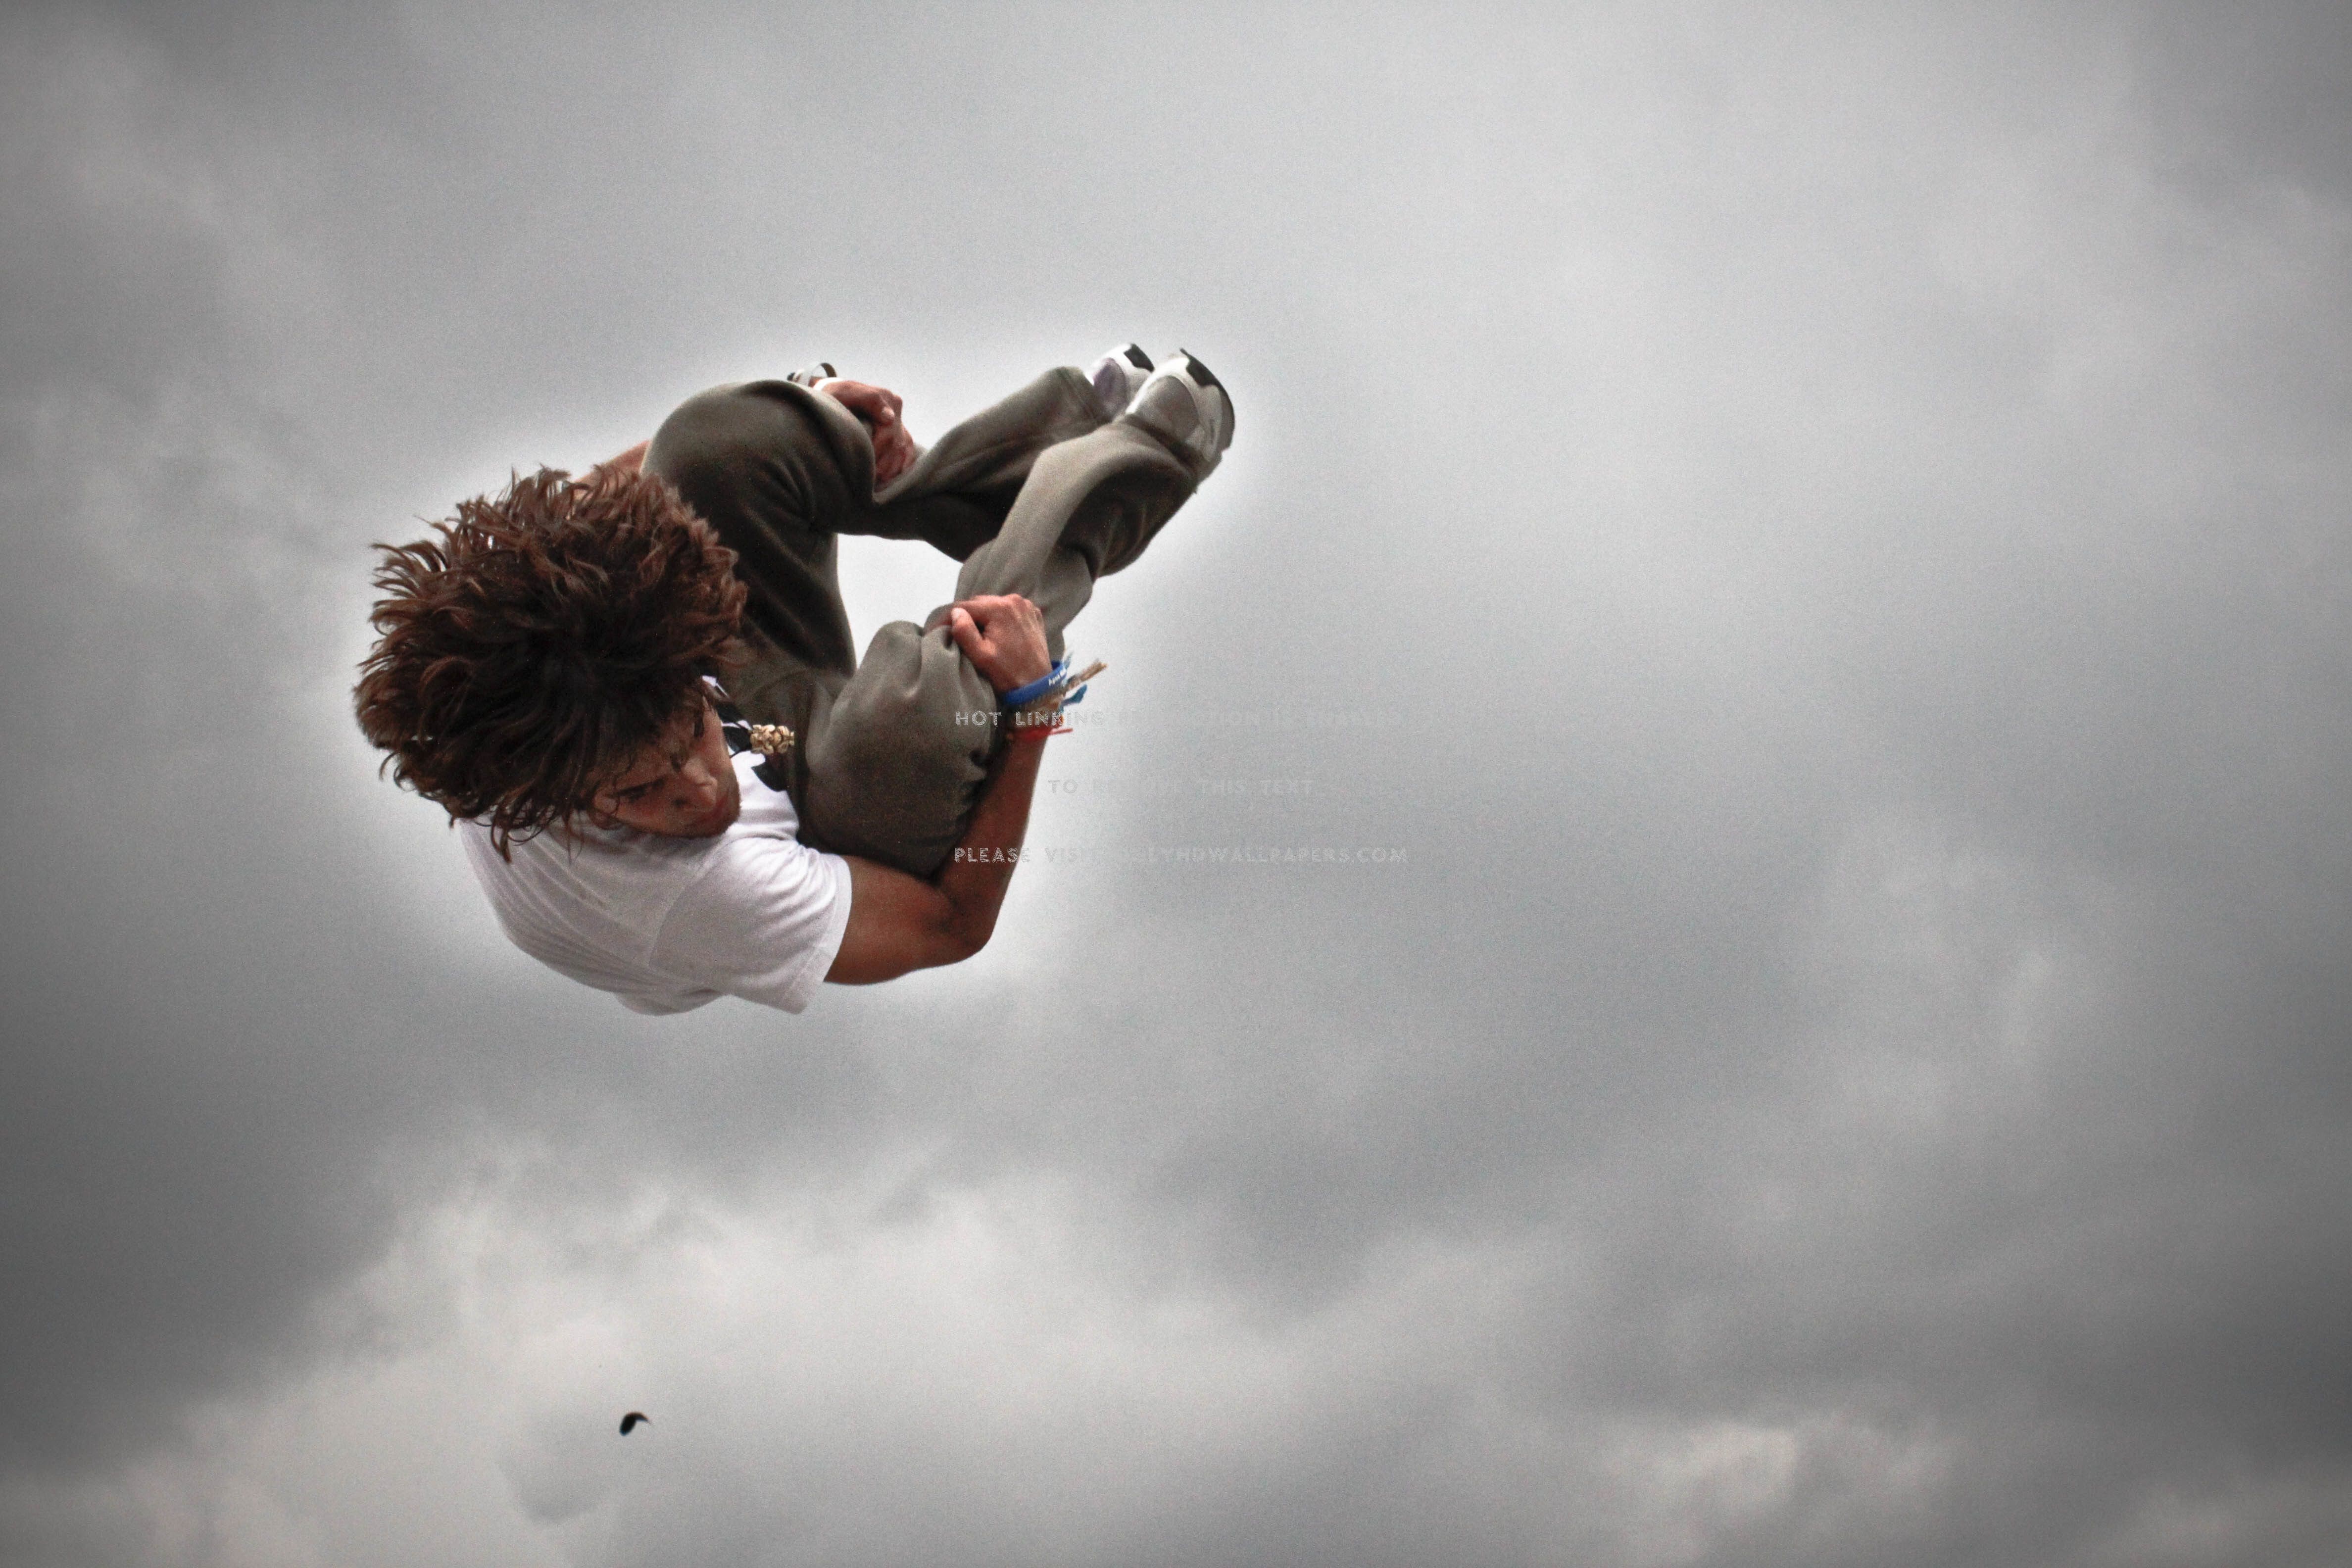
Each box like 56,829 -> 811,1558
828,861 -> 1000,984
884,906 -> 988,976
936,913 -> 994,966
829,926 -> 976,986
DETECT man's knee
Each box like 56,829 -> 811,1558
644,382 -> 829,502
837,623 -> 996,766
799,622 -> 997,865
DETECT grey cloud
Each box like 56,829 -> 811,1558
3,2 -> 2349,1565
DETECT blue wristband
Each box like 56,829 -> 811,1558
1000,658 -> 1068,710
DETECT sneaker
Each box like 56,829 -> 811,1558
1084,343 -> 1154,418
1122,350 -> 1234,477
786,362 -> 838,388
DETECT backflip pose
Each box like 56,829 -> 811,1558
356,347 -> 1233,1014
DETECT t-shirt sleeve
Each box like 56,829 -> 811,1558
646,838 -> 853,1014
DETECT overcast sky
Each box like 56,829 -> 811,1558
3,3 -> 2349,1565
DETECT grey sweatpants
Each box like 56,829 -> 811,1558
644,367 -> 1200,878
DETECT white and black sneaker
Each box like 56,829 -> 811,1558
1122,350 -> 1233,478
1085,343 -> 1155,418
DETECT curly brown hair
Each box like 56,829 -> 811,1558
355,465 -> 746,853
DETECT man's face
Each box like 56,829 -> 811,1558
586,698 -> 741,838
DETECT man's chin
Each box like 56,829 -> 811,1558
686,797 -> 741,837
664,789 -> 740,838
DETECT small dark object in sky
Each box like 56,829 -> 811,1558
619,1412 -> 649,1435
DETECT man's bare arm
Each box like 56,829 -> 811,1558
824,727 -> 1050,983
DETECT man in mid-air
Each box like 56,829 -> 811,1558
356,346 -> 1233,1014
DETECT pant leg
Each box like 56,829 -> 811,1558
805,392 -> 1203,878
938,415 -> 1199,651
648,370 -> 1202,878
860,368 -> 1112,560
645,370 -> 1110,716
644,381 -> 867,743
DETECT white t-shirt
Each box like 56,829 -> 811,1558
460,751 -> 853,1015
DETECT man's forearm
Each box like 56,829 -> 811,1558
931,727 -> 1050,954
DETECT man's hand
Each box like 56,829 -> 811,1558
816,378 -> 917,488
945,594 -> 1051,694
